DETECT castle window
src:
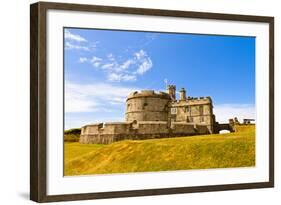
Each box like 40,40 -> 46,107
83,127 -> 87,134
171,107 -> 177,114
186,106 -> 190,112
199,105 -> 203,115
127,104 -> 130,109
143,102 -> 148,110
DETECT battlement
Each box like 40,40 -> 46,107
187,96 -> 212,103
171,96 -> 212,106
187,96 -> 211,101
137,121 -> 168,124
127,90 -> 170,100
167,85 -> 176,89
82,122 -> 134,135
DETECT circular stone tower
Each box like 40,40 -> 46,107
125,90 -> 171,122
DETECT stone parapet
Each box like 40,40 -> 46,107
80,121 -> 210,144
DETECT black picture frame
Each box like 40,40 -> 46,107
30,1 -> 274,202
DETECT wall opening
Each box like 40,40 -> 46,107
219,130 -> 230,134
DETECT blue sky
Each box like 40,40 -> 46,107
64,28 -> 255,129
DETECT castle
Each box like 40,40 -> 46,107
80,85 -> 234,144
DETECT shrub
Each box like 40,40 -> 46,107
64,128 -> 81,142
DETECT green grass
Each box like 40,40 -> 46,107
64,125 -> 255,176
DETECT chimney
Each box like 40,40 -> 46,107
179,88 -> 186,101
166,85 -> 176,101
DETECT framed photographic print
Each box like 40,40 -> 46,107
30,1 -> 274,202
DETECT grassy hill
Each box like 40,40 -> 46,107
64,125 -> 255,176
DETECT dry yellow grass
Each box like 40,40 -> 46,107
64,125 -> 255,176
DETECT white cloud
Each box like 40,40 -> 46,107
92,62 -> 100,67
79,57 -> 88,63
65,81 -> 140,113
134,49 -> 146,60
65,82 -> 99,112
110,97 -> 126,105
81,49 -> 153,82
64,30 -> 98,52
65,29 -> 87,42
107,73 -> 136,82
65,42 -> 89,51
65,96 -> 98,113
90,56 -> 102,63
89,42 -> 99,49
90,56 -> 102,67
120,59 -> 134,70
102,63 -> 115,70
134,49 -> 153,75
107,73 -> 121,81
136,57 -> 152,75
213,104 -> 255,123
107,53 -> 115,61
122,74 -> 137,81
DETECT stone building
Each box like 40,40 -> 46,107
80,85 -> 218,144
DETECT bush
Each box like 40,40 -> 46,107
64,128 -> 81,135
64,128 -> 81,142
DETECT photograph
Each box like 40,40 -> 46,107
30,2 -> 274,202
63,27 -> 256,176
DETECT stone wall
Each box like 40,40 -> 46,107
195,124 -> 210,134
170,97 -> 214,133
170,122 -> 196,134
80,121 -> 210,144
137,121 -> 169,134
125,90 -> 170,122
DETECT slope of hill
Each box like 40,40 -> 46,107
64,125 -> 255,176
